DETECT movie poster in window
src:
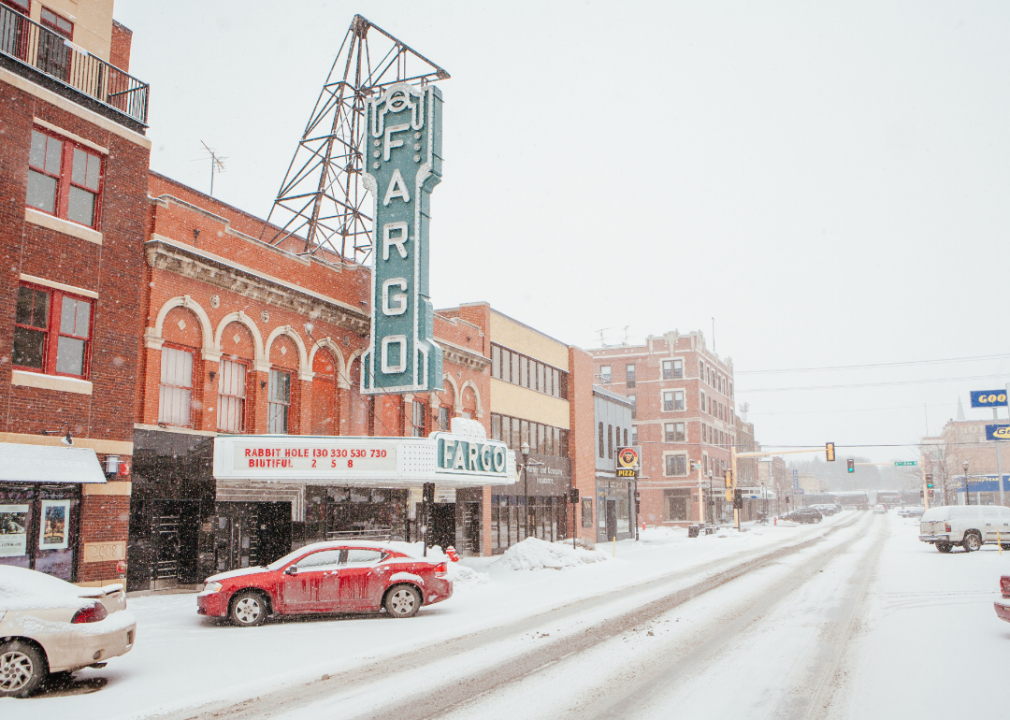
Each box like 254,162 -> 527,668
39,499 -> 70,550
0,505 -> 29,557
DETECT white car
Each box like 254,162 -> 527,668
0,566 -> 136,698
919,505 -> 1010,553
873,504 -> 887,514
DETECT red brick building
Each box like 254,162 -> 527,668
588,331 -> 736,526
0,0 -> 149,584
129,175 -> 494,590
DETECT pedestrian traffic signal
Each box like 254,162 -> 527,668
926,474 -> 934,488
846,459 -> 854,473
826,442 -> 835,462
724,470 -> 732,488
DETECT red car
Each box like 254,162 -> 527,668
996,576 -> 1010,624
197,541 -> 453,626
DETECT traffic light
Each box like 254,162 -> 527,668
826,442 -> 835,462
846,459 -> 854,473
569,487 -> 579,503
920,489 -> 924,499
724,470 -> 733,488
733,488 -> 743,509
926,474 -> 934,489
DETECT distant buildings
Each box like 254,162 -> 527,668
920,419 -> 1010,507
588,331 -> 736,526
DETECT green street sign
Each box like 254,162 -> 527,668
894,461 -> 917,466
361,83 -> 444,394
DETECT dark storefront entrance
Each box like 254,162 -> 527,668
213,501 -> 291,571
490,452 -> 570,554
596,478 -> 633,542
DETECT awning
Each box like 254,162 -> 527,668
0,443 -> 107,484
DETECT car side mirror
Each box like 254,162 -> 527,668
285,565 -> 298,575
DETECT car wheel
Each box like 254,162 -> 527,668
229,590 -> 268,627
936,542 -> 952,553
962,532 -> 982,552
384,584 -> 421,619
0,640 -> 47,698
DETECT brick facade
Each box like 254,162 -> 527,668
589,331 -> 736,526
0,28 -> 148,584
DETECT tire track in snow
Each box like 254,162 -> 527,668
138,514 -> 865,720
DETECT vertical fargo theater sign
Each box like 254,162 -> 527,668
361,82 -> 444,394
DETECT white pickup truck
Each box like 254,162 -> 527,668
919,505 -> 1010,553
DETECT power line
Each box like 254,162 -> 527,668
736,353 -> 1010,376
748,402 -> 954,417
739,373 -> 1009,393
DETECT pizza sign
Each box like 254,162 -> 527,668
616,446 -> 641,478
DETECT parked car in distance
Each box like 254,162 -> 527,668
995,576 -> 1010,624
781,508 -> 823,524
898,506 -> 925,518
919,505 -> 1010,553
0,566 -> 136,698
197,541 -> 453,627
873,504 -> 887,514
811,504 -> 839,516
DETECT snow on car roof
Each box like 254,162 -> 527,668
0,565 -> 92,612
264,540 -> 445,571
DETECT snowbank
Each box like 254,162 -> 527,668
447,561 -> 490,588
492,538 -> 609,572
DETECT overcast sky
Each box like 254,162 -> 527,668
114,0 -> 1010,463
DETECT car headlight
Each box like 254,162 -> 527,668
204,582 -> 223,594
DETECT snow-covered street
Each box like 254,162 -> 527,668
8,510 -> 1007,719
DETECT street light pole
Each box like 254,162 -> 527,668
521,441 -> 530,539
963,460 -> 970,506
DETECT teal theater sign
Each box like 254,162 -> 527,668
361,82 -> 444,394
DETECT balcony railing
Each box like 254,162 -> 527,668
0,5 -> 148,127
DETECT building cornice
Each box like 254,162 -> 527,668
145,236 -> 370,335
438,340 -> 490,371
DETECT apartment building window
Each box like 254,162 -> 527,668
625,363 -> 636,388
217,359 -> 247,433
600,365 -> 611,383
158,347 -> 193,427
699,361 -> 705,379
268,369 -> 291,434
27,129 -> 103,228
702,424 -> 708,443
662,390 -> 685,412
631,426 -> 638,445
665,422 -> 685,443
13,284 -> 92,378
412,400 -> 427,437
730,381 -> 734,398
662,359 -> 683,379
629,394 -> 636,419
665,455 -> 688,476
700,390 -> 706,414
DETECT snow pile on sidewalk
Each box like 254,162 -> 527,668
446,561 -> 490,587
493,537 -> 609,571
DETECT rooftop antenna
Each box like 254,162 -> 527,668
200,141 -> 226,197
596,328 -> 610,347
622,326 -> 630,345
262,14 -> 450,264
740,401 -> 750,421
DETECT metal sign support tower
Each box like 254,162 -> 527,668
262,15 -> 449,264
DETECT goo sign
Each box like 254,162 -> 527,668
361,82 -> 444,394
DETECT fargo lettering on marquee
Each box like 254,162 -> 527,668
361,82 -> 444,394
437,436 -> 509,476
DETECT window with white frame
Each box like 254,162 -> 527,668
664,422 -> 685,443
600,365 -> 611,383
700,390 -> 706,414
665,454 -> 688,476
662,390 -> 685,412
159,347 -> 193,427
268,369 -> 291,434
662,359 -> 683,379
217,359 -> 246,433
625,363 -> 636,388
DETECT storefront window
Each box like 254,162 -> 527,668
0,483 -> 79,580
